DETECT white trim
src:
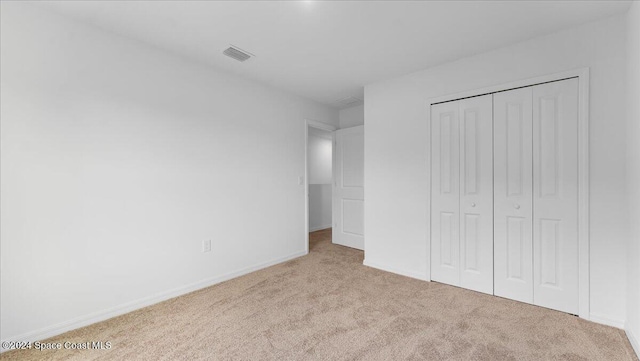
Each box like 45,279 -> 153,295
332,130 -> 337,246
428,68 -> 588,105
0,251 -> 306,350
589,313 -> 626,329
626,327 -> 640,359
304,119 -> 337,255
309,224 -> 332,232
307,119 -> 337,132
425,67 -> 590,319
576,69 -> 590,321
426,94 -> 432,282
363,259 -> 430,281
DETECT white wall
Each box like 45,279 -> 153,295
308,130 -> 333,231
0,3 -> 338,342
364,13 -> 628,327
626,1 -> 640,356
339,104 -> 365,129
308,131 -> 333,184
309,185 -> 332,232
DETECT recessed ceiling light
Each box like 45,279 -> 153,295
300,0 -> 316,10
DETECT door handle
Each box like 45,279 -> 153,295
514,204 -> 521,210
470,203 -> 476,207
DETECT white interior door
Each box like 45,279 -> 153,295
430,78 -> 581,315
459,95 -> 494,295
333,125 -> 364,250
431,101 -> 460,286
493,87 -> 534,304
431,96 -> 493,293
532,78 -> 579,314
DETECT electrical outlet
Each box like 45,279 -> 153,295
202,239 -> 211,253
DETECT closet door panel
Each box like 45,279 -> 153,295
459,95 -> 494,295
493,88 -> 534,304
532,78 -> 579,314
431,101 -> 460,287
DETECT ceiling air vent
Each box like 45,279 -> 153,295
223,45 -> 253,62
335,96 -> 362,107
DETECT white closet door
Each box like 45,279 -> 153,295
532,79 -> 579,314
493,87 -> 534,304
459,95 -> 494,295
431,101 -> 460,286
333,125 -> 364,250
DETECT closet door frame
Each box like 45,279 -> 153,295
426,68 -> 590,320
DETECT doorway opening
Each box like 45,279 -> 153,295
305,120 -> 336,254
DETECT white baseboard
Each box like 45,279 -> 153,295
309,224 -> 331,232
589,312 -> 626,329
363,259 -> 429,281
0,251 -> 306,352
626,327 -> 640,359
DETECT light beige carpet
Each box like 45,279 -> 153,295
2,229 -> 637,360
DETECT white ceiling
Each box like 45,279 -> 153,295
38,0 -> 631,109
